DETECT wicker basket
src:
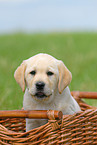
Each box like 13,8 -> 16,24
0,91 -> 97,145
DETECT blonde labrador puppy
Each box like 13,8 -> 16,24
14,53 -> 81,131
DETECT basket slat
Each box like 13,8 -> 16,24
0,110 -> 63,119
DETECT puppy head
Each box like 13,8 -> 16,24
14,53 -> 72,101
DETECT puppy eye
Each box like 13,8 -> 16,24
30,70 -> 36,75
47,71 -> 54,76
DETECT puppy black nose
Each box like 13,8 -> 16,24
36,81 -> 45,90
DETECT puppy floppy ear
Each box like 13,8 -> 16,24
58,60 -> 72,94
14,61 -> 26,92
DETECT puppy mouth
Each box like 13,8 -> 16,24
35,92 -> 48,99
34,92 -> 52,99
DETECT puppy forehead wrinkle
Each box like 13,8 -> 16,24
28,64 -> 57,73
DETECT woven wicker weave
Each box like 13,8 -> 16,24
0,91 -> 97,145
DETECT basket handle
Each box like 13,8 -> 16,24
0,110 -> 63,120
71,91 -> 97,99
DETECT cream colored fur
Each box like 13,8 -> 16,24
14,53 -> 81,131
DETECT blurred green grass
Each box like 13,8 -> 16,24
0,32 -> 97,110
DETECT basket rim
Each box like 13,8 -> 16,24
71,91 -> 97,99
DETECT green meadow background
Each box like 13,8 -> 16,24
0,33 -> 97,110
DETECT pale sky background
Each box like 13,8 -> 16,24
0,0 -> 97,34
